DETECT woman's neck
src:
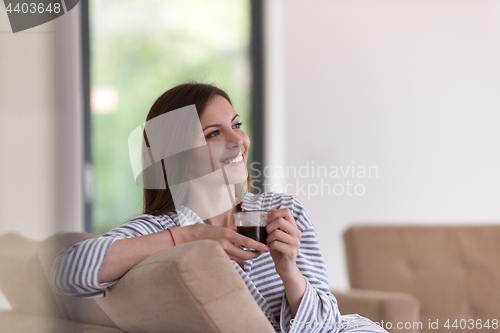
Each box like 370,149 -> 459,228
183,175 -> 242,226
202,202 -> 242,229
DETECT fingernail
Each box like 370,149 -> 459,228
264,246 -> 270,251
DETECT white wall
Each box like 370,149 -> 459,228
0,3 -> 84,238
264,0 -> 500,290
0,4 -> 84,309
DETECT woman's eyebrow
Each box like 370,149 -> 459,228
202,114 -> 239,131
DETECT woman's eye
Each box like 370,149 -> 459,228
205,123 -> 242,139
205,130 -> 219,139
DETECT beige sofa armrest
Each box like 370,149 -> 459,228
95,240 -> 275,333
332,289 -> 421,332
0,311 -> 125,333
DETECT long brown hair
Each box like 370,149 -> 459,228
142,82 -> 252,216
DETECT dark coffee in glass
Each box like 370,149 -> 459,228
236,226 -> 268,244
233,211 -> 270,251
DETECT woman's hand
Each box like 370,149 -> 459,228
266,207 -> 302,277
266,207 -> 307,318
172,224 -> 270,263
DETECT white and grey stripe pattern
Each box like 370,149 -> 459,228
238,192 -> 344,333
52,192 -> 385,333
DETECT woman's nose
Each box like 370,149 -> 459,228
224,129 -> 243,148
224,139 -> 243,156
225,141 -> 241,151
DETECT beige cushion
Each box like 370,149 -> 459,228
333,289 -> 420,332
344,225 -> 500,332
95,239 -> 276,333
0,233 -> 62,318
37,232 -> 119,328
0,310 -> 124,333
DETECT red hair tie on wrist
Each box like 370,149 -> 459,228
167,227 -> 176,246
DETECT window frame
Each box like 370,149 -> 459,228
81,0 -> 265,232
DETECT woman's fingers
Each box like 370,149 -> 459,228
265,208 -> 303,278
267,239 -> 298,258
265,209 -> 301,260
268,207 -> 297,228
266,217 -> 301,238
190,223 -> 270,262
218,228 -> 269,261
266,228 -> 297,247
230,230 -> 270,253
225,242 -> 261,261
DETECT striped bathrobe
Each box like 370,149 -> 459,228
52,191 -> 386,333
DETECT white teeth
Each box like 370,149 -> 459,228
223,154 -> 243,165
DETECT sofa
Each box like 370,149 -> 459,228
0,232 -> 277,333
342,225 -> 500,333
0,230 -> 417,333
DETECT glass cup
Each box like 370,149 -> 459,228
233,210 -> 270,251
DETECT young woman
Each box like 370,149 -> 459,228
53,83 -> 385,333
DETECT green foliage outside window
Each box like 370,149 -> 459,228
90,0 -> 252,234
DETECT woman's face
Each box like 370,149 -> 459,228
198,95 -> 250,184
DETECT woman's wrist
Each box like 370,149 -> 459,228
275,260 -> 301,280
280,265 -> 307,318
279,265 -> 304,285
166,228 -> 176,246
169,225 -> 193,245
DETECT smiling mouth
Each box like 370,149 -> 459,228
221,151 -> 245,165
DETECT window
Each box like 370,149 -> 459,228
86,0 -> 258,233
